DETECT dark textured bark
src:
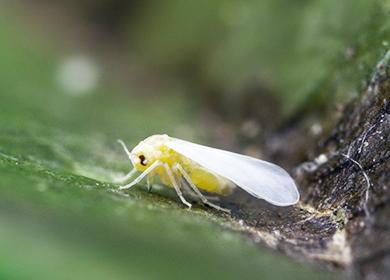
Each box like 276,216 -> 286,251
300,50 -> 390,279
225,51 -> 390,279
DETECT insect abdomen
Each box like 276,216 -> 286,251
184,165 -> 235,195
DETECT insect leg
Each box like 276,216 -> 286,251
163,163 -> 192,208
174,163 -> 230,213
180,178 -> 198,198
119,160 -> 161,190
171,169 -> 196,198
180,178 -> 220,202
146,171 -> 155,192
114,168 -> 137,183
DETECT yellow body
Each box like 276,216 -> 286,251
131,135 -> 234,195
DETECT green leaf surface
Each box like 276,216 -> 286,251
0,4 -> 340,280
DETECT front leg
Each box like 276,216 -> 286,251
114,168 -> 137,183
119,160 -> 161,190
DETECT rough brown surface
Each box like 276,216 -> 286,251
221,51 -> 390,279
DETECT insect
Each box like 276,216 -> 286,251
116,134 -> 299,212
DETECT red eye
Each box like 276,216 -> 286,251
139,155 -> 147,166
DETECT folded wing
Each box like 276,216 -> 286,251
167,138 -> 299,206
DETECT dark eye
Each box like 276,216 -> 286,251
139,155 -> 147,166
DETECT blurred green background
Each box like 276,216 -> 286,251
1,0 -> 389,279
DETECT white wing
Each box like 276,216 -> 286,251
167,138 -> 299,206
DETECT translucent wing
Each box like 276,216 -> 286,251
167,138 -> 299,206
